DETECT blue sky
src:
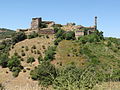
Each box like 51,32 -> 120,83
0,0 -> 120,38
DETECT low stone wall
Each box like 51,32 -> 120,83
38,29 -> 55,34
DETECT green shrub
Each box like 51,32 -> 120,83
12,70 -> 19,77
30,61 -> 57,86
0,45 -> 5,50
28,31 -> 38,39
44,46 -> 56,61
0,53 -> 8,68
12,32 -> 27,44
7,55 -> 23,77
38,56 -> 43,63
64,31 -> 75,40
54,38 -> 62,45
7,56 -> 21,70
27,57 -> 35,63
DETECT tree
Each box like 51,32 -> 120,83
65,31 -> 75,40
30,61 -> 57,86
7,55 -> 21,70
44,46 -> 56,61
55,29 -> 65,39
12,32 -> 27,44
0,53 -> 8,68
28,31 -> 38,39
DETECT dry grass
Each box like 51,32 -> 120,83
53,40 -> 86,67
93,82 -> 120,90
0,35 -> 55,90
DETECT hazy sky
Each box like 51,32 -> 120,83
0,0 -> 120,38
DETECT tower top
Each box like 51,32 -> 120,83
95,16 -> 97,30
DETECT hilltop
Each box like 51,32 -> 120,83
0,17 -> 120,90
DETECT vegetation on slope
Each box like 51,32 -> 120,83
0,27 -> 120,90
0,28 -> 15,40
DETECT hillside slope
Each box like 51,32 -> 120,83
0,35 -> 54,90
0,28 -> 15,40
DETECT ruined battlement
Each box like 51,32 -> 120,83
16,17 -> 97,37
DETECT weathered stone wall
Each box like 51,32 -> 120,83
31,18 -> 42,29
38,29 -> 55,34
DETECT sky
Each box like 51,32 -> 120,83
0,0 -> 120,38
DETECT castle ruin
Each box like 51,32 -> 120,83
16,17 -> 97,37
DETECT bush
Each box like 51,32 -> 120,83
27,57 -> 35,63
7,56 -> 21,70
0,53 -> 9,68
30,61 -> 57,86
12,32 -> 27,44
28,31 -> 38,39
44,46 -> 56,61
55,29 -> 65,39
78,30 -> 104,44
7,55 -> 23,77
64,31 -> 75,40
0,45 -> 5,50
54,38 -> 62,45
12,70 -> 19,77
38,56 -> 43,63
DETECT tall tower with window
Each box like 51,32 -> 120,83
95,16 -> 97,30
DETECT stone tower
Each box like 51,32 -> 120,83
31,17 -> 42,29
95,16 -> 97,30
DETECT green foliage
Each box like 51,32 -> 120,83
12,32 -> 27,44
0,53 -> 8,68
44,46 -> 56,61
53,64 -> 101,90
28,31 -> 38,39
0,44 -> 5,50
54,38 -> 62,45
27,57 -> 35,63
78,30 -> 104,44
0,39 -> 12,54
64,31 -> 75,40
12,67 -> 21,77
55,29 -> 65,39
0,28 -> 15,40
30,61 -> 57,86
7,55 -> 23,77
38,56 -> 43,63
7,55 -> 21,70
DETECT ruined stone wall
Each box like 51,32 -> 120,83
31,18 -> 42,29
38,29 -> 55,34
